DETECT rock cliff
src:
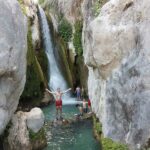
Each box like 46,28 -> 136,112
0,0 -> 27,134
83,0 -> 150,149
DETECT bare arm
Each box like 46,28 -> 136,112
61,88 -> 72,94
45,88 -> 56,94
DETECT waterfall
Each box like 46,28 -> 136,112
38,6 -> 67,91
38,6 -> 82,105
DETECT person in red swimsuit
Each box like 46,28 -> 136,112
88,98 -> 92,112
46,88 -> 71,120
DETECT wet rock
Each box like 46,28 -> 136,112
51,113 -> 93,127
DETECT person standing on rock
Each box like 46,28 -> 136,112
88,98 -> 92,112
82,98 -> 88,114
46,88 -> 71,120
75,86 -> 81,100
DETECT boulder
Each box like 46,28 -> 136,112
27,107 -> 45,133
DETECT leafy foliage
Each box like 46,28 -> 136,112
58,19 -> 72,43
73,21 -> 83,56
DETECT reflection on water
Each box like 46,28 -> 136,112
42,104 -> 101,150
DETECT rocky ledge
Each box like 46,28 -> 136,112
3,107 -> 46,150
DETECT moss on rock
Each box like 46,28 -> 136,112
93,116 -> 128,150
36,48 -> 48,82
73,20 -> 83,56
20,20 -> 48,106
92,0 -> 108,17
17,0 -> 26,15
29,128 -> 47,150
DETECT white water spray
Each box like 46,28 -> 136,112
39,6 -> 82,105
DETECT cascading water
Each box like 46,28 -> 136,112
39,6 -> 81,105
39,6 -> 67,91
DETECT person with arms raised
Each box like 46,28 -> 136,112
46,87 -> 71,120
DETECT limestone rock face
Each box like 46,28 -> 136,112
0,0 -> 27,134
23,0 -> 41,49
6,112 -> 31,150
83,0 -> 150,149
5,108 -> 45,150
27,107 -> 45,133
46,0 -> 82,25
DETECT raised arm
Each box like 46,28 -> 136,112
61,88 -> 72,94
45,88 -> 56,94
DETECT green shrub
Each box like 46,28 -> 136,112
73,21 -> 83,56
58,18 -> 72,43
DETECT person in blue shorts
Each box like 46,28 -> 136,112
75,86 -> 81,100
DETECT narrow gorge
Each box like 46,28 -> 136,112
0,0 -> 150,150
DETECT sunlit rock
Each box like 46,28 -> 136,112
83,0 -> 150,149
27,107 -> 45,133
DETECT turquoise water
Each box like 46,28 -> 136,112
42,104 -> 100,150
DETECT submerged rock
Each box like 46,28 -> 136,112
50,112 -> 93,127
0,0 -> 27,134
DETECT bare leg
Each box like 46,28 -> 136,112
79,95 -> 81,100
60,107 -> 62,119
56,107 -> 59,119
77,95 -> 81,101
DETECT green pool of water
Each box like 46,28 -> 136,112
42,104 -> 101,150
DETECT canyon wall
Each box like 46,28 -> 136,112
83,0 -> 150,149
0,0 -> 27,134
44,0 -> 150,149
